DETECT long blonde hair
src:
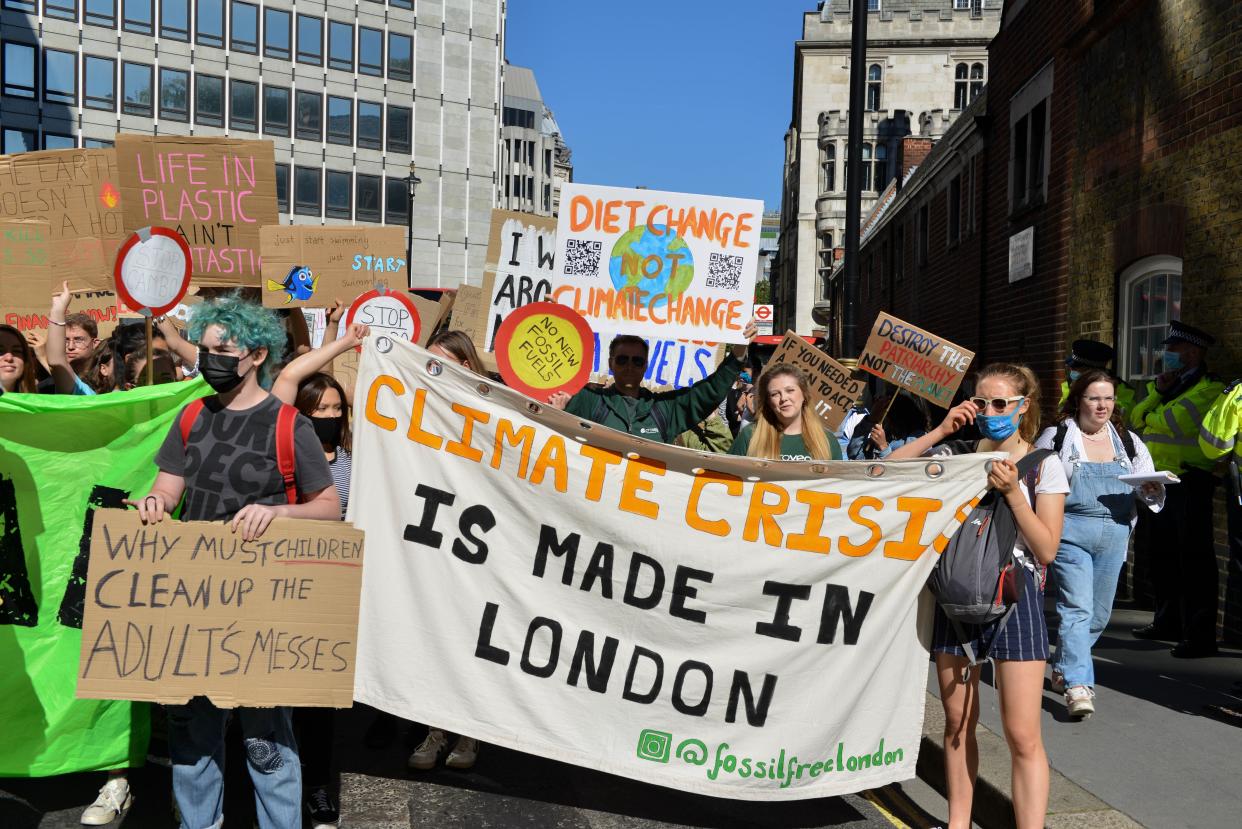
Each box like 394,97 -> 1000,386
748,365 -> 835,460
976,362 -> 1042,444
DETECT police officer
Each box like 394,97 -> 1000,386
1059,339 -> 1137,415
1200,377 -> 1242,648
1130,321 -> 1225,657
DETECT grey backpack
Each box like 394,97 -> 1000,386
928,444 -> 1053,667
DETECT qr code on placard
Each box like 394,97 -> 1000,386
564,239 -> 603,277
706,252 -> 744,290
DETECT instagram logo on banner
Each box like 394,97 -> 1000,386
635,729 -> 672,763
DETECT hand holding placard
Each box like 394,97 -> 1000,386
494,302 -> 595,400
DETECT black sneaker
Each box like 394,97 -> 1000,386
305,786 -> 339,829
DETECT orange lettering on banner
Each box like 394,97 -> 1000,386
580,445 -> 623,502
570,197 -> 755,250
491,420 -> 536,478
884,497 -> 942,560
446,403 -> 490,463
406,389 -> 444,450
529,435 -> 569,493
686,470 -> 743,537
365,375 -> 405,431
839,496 -> 884,557
619,456 -> 666,519
787,490 -> 843,555
743,483 -> 789,547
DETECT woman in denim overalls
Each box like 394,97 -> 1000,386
1036,369 -> 1164,718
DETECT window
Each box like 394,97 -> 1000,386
874,143 -> 888,190
265,8 -> 291,61
385,177 -> 408,224
821,143 -> 835,193
275,163 -> 289,212
954,63 -> 969,110
326,170 -> 351,219
917,203 -> 929,266
502,106 -> 535,129
160,0 -> 188,40
84,56 -> 116,111
296,90 -> 322,140
3,128 -> 36,154
390,0 -> 411,8
195,74 -> 224,127
297,15 -> 323,66
356,174 -> 381,222
867,0 -> 880,10
122,0 -> 152,35
85,0 -> 115,27
387,105 -> 410,153
866,64 -> 882,112
357,100 -> 382,149
294,166 -> 321,216
44,49 -> 77,105
970,63 -> 985,100
388,33 -> 412,81
230,80 -> 258,131
358,27 -> 383,77
948,174 -> 962,245
2,0 -> 35,12
3,42 -> 36,99
328,21 -> 353,72
43,133 -> 76,150
197,0 -> 224,48
84,137 -> 114,148
263,85 -> 290,136
231,2 -> 259,54
1120,257 -> 1183,381
817,232 -> 834,275
327,96 -> 352,145
860,144 -> 873,191
44,0 -> 77,21
1009,62 -> 1053,212
122,61 -> 152,115
159,67 -> 189,121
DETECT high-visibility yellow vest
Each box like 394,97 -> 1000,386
1130,374 -> 1224,472
1200,380 -> 1242,462
1058,380 -> 1137,417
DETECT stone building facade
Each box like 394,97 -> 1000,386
773,0 -> 1000,336
496,63 -> 572,218
0,0 -> 504,288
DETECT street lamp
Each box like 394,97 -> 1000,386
405,161 -> 421,284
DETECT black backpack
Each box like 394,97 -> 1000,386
928,444 -> 1053,670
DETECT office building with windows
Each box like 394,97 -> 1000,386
0,0 -> 504,287
496,63 -> 571,217
772,0 -> 999,335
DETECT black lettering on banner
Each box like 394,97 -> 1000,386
622,645 -> 663,704
623,552 -> 664,610
59,484 -> 130,628
669,566 -> 713,625
566,631 -> 619,693
672,660 -> 713,717
726,670 -> 778,727
519,616 -> 561,678
0,476 -> 38,626
817,585 -> 875,645
580,543 -> 614,599
451,504 -> 495,564
404,484 -> 455,549
754,581 -> 811,642
532,524 -> 578,584
474,601 -> 510,665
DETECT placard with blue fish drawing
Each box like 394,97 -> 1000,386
260,225 -> 408,308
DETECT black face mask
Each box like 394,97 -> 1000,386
199,350 -> 248,394
312,415 -> 344,447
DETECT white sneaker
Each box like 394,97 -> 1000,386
445,736 -> 479,770
408,729 -> 449,770
80,777 -> 132,825
1050,668 -> 1066,694
1066,685 -> 1095,719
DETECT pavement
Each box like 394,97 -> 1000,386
918,605 -> 1242,829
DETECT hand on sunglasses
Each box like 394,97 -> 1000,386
934,399 -> 979,438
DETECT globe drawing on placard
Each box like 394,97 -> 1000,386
608,225 -> 694,309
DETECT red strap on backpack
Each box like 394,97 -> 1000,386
179,398 -> 300,504
179,399 -> 206,445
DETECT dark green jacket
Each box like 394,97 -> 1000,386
565,353 -> 743,442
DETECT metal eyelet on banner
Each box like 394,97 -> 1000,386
984,459 -> 995,473
572,435 -> 589,443
925,461 -> 945,478
691,467 -> 706,475
811,464 -> 827,474
426,359 -> 443,376
526,402 -> 542,415
375,336 -> 393,353
866,463 -> 886,478
476,383 -> 491,396
578,421 -> 593,430
626,451 -> 641,460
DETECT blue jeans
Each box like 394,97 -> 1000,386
167,697 -> 301,829
1052,514 -> 1131,687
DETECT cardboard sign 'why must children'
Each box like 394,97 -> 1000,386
859,313 -> 974,408
77,510 -> 366,708
768,331 -> 864,431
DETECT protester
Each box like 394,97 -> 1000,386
1058,339 -> 1135,414
674,413 -> 735,453
0,323 -> 38,394
727,364 -> 842,460
125,292 -> 338,829
847,391 -> 930,460
1199,377 -> 1242,663
735,381 -> 756,432
889,363 -> 1067,829
37,309 -> 100,393
549,321 -> 757,442
1035,370 -> 1163,718
44,282 -> 98,396
722,369 -> 753,436
1129,321 -> 1224,657
836,394 -> 871,459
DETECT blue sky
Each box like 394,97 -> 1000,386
505,1 -> 813,212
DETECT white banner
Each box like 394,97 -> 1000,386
349,338 -> 992,800
552,183 -> 761,344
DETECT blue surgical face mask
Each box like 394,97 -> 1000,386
1068,370 -> 1081,383
1162,350 -> 1184,373
976,404 -> 1023,441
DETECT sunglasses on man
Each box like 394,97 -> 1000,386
612,354 -> 647,368
969,395 -> 1025,412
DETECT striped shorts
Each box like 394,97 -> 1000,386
932,563 -> 1049,662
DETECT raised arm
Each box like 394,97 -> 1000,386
887,399 -> 980,459
155,315 -> 200,369
46,282 -> 83,394
272,323 -> 370,404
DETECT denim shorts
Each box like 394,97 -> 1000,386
932,563 -> 1049,662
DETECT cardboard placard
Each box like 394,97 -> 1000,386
494,302 -> 594,400
77,510 -> 366,708
1,221 -> 120,335
447,284 -> 487,343
433,290 -> 456,333
0,148 -> 125,291
482,210 -> 557,351
859,313 -> 974,409
114,136 -> 278,288
260,226 -> 408,309
766,330 -> 863,431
